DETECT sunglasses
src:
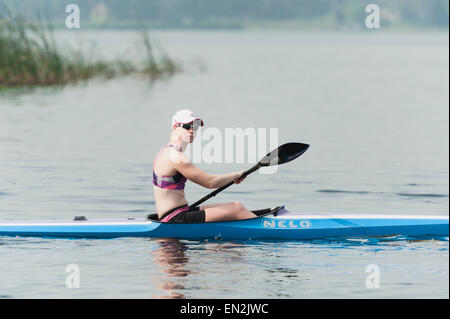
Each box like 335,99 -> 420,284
176,123 -> 200,131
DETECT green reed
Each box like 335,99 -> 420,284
0,16 -> 180,87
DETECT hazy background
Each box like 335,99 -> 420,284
1,0 -> 448,30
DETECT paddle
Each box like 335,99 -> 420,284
189,142 -> 310,208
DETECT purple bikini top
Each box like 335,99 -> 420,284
152,145 -> 187,190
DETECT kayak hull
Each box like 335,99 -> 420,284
0,207 -> 448,240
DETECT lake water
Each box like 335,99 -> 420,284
0,30 -> 448,298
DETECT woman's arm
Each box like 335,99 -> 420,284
172,152 -> 243,189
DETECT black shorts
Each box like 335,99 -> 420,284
160,205 -> 206,223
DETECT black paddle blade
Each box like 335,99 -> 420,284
260,142 -> 309,166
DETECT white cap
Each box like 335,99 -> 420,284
171,109 -> 204,127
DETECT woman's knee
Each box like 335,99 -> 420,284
232,201 -> 244,211
233,202 -> 251,218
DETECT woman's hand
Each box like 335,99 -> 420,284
233,170 -> 246,184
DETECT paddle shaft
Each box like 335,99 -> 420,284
189,164 -> 259,208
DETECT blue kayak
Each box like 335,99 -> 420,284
0,207 -> 448,240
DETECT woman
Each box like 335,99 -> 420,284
153,109 -> 256,223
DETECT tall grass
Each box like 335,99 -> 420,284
0,15 -> 180,87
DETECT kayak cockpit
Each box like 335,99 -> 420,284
147,206 -> 283,223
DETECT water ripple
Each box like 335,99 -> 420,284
397,193 -> 448,198
317,189 -> 372,195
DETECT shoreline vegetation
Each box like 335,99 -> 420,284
0,15 -> 180,88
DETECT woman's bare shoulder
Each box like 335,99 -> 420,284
166,148 -> 191,165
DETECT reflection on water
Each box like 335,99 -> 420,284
146,237 -> 448,298
149,239 -> 251,298
151,239 -> 191,298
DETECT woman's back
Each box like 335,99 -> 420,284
153,146 -> 188,216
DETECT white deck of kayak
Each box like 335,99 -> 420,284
0,213 -> 448,227
0,218 -> 150,226
270,214 -> 449,220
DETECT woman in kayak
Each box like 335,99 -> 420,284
153,109 -> 257,223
